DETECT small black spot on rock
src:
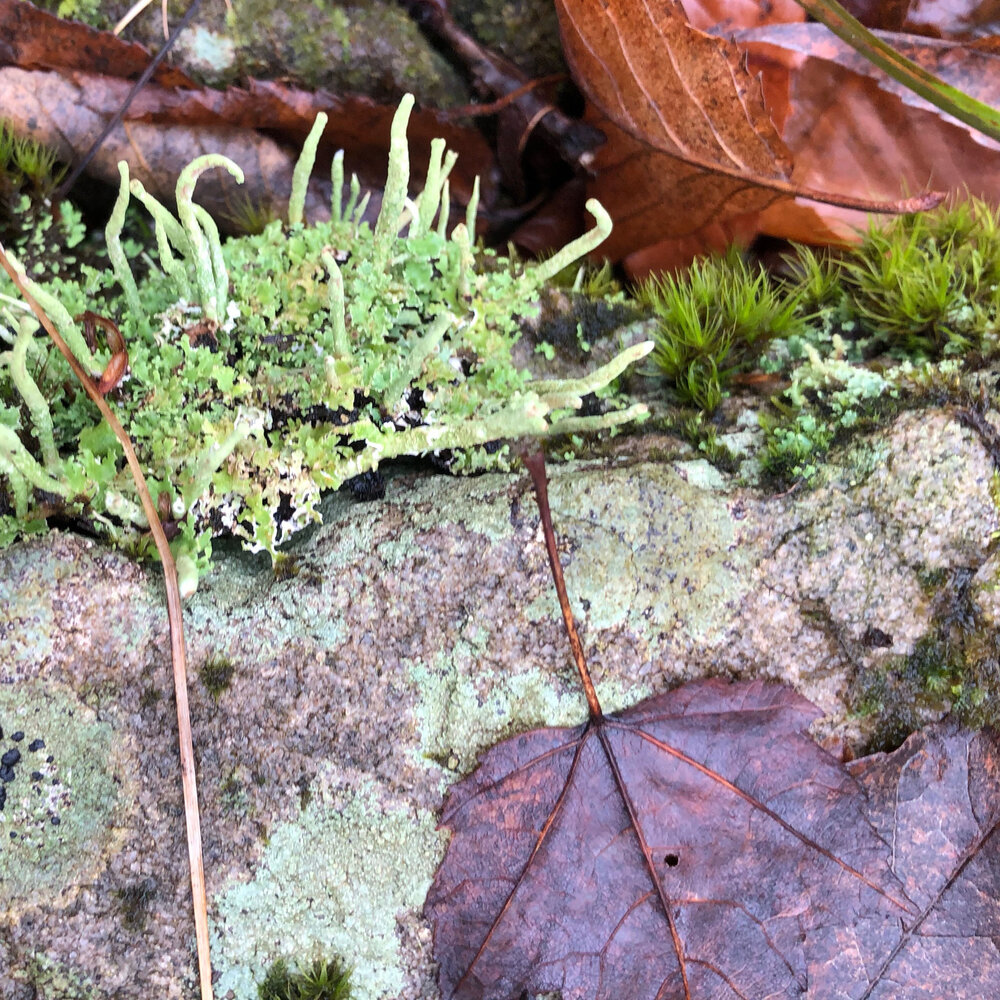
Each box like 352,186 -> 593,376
11,731 -> 23,742
346,469 -> 386,502
861,625 -> 894,648
45,755 -> 53,763
31,771 -> 43,782
2,748 -> 21,767
50,816 -> 60,826
0,765 -> 14,783
28,739 -> 44,752
0,786 -> 6,809
9,830 -> 16,839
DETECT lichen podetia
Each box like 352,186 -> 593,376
0,95 -> 650,589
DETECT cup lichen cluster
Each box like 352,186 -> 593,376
0,95 -> 650,585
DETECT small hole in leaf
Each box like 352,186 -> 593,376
664,853 -> 680,868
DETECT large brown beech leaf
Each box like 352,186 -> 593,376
426,455 -> 1000,999
552,0 -> 939,270
742,25 -> 1000,245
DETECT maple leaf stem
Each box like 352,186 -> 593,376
524,450 -> 603,719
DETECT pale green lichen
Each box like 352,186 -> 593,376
525,462 -> 754,643
411,643 -> 651,774
0,681 -> 123,917
14,953 -> 99,1000
0,95 -> 650,578
210,787 -> 446,1000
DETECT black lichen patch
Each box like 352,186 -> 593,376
345,469 -> 386,502
200,655 -> 237,701
0,720 -> 53,816
258,957 -> 352,1000
0,682 -> 121,909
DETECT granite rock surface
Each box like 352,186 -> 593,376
1,407 -> 997,998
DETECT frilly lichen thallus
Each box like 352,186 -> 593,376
0,94 -> 650,588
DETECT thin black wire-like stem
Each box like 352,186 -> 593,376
54,0 -> 205,199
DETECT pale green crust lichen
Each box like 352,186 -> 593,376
411,643 -> 651,775
527,462 -> 753,643
0,681 -> 124,916
0,96 -> 650,584
210,787 -> 446,1000
13,953 -> 99,1000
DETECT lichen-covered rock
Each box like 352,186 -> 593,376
35,0 -> 469,104
1,404 -> 996,998
0,98 -> 647,580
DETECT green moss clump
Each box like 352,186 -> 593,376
639,248 -> 806,413
259,958 -> 352,1000
200,654 -> 236,699
115,877 -> 157,932
839,199 -> 1000,356
0,122 -> 65,198
752,200 -> 1000,486
0,122 -> 88,287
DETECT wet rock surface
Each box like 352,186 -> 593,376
0,406 -> 997,998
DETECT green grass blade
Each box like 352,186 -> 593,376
794,0 -> 1000,143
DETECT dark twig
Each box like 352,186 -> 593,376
54,0 -> 205,199
524,450 -> 603,719
400,0 -> 605,169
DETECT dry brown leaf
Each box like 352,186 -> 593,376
0,68 -> 495,229
428,678 -> 918,1000
679,0 -> 806,32
0,0 -> 195,86
840,0 -> 1000,38
0,68 -> 324,227
553,0 -> 938,273
742,26 -> 1000,243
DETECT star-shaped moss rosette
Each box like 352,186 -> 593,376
0,95 -> 650,586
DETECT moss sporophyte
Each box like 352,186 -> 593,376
0,95 -> 652,588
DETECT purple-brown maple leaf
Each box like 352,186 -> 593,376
426,677 -> 911,999
426,453 -> 1000,999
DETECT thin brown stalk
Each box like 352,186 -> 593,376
524,450 -> 603,720
0,246 -> 214,1000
